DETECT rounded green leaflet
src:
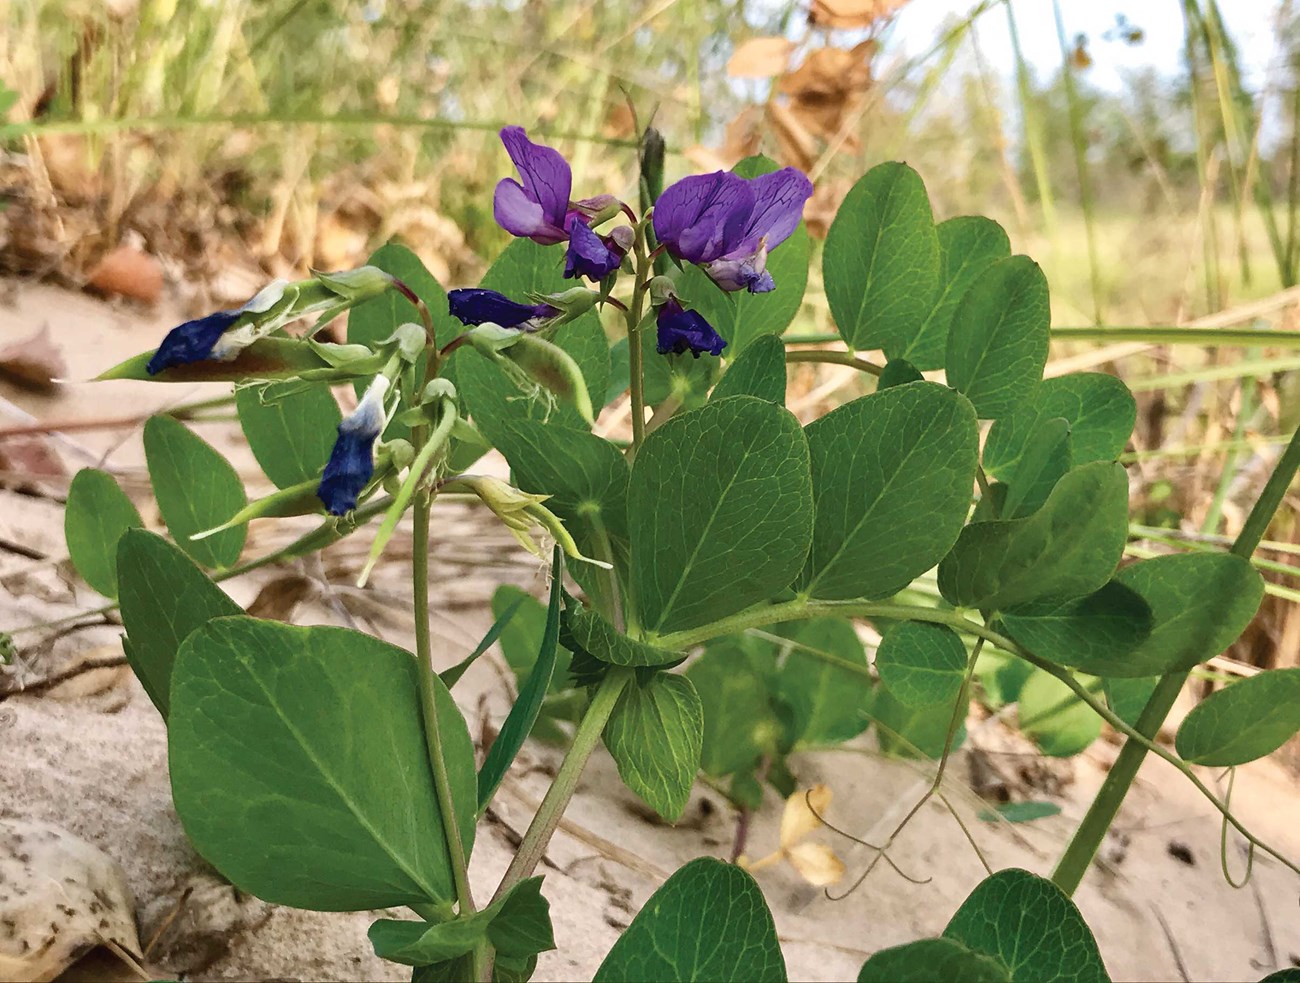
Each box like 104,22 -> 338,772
875,621 -> 968,708
943,869 -> 1110,983
603,672 -> 703,821
1114,553 -> 1264,674
630,396 -> 813,636
687,636 -> 783,779
869,683 -> 966,760
901,214 -> 1011,371
1175,668 -> 1300,766
825,161 -> 940,355
235,382 -> 341,489
998,580 -> 1153,677
945,254 -> 1050,421
64,468 -> 143,598
1018,669 -> 1102,758
937,461 -> 1129,611
877,357 -> 924,390
143,414 -> 248,569
858,938 -> 1010,983
168,617 -> 477,911
797,381 -> 978,601
984,372 -> 1136,478
593,858 -> 786,982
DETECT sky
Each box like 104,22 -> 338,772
888,0 -> 1286,92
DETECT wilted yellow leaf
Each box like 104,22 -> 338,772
779,784 -> 833,849
786,841 -> 846,886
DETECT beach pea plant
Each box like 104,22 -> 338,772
55,123 -> 1300,982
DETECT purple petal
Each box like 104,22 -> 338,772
652,171 -> 754,264
494,178 -> 567,244
735,167 -> 813,254
499,126 -> 572,229
449,288 -> 555,328
146,309 -> 242,375
655,299 -> 727,357
316,427 -> 377,515
564,217 -> 625,281
702,256 -> 771,293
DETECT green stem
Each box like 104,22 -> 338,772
491,667 -> 633,901
1051,425 -> 1300,894
785,349 -> 883,376
626,242 -> 650,458
653,595 -> 1300,881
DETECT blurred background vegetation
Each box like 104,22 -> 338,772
2,0 -> 1300,676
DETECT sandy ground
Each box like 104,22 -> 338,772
1,279 -> 1299,982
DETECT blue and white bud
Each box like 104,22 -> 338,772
316,375 -> 391,515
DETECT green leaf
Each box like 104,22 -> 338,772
938,462 -> 1129,611
978,801 -> 1062,824
488,419 -> 629,610
169,617 -> 476,910
945,256 -> 1050,420
1113,553 -> 1264,675
875,621 -> 968,708
869,683 -> 966,759
64,468 -> 143,598
1018,670 -> 1102,757
712,334 -> 787,404
999,581 -> 1153,677
943,869 -> 1109,983
985,373 -> 1136,479
593,858 -> 786,983
858,938 -> 1010,983
604,672 -> 703,820
236,383 -> 341,489
997,417 -> 1070,519
563,603 -> 682,668
687,636 -> 783,778
877,358 -> 924,389
369,877 -> 554,966
630,397 -> 812,635
116,529 -> 241,717
1175,668 -> 1300,766
673,154 -> 809,356
798,382 -> 978,600
901,215 -> 1011,371
1103,675 -> 1159,728
1259,970 -> 1300,982
825,162 -> 940,354
774,617 -> 870,745
479,549 -> 564,811
143,415 -> 248,569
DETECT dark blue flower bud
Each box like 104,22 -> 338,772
146,309 -> 242,375
448,288 -> 558,329
655,297 -> 727,358
317,377 -> 389,515
563,216 -> 628,282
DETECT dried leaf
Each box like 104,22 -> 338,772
765,101 -> 819,173
808,0 -> 910,30
727,37 -> 796,78
0,819 -> 144,982
785,842 -> 845,886
0,326 -> 67,391
86,245 -> 164,304
779,784 -> 833,849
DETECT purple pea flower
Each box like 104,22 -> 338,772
317,377 -> 389,516
448,288 -> 559,329
493,126 -> 632,283
656,297 -> 726,358
652,167 -> 813,294
146,281 -> 287,375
